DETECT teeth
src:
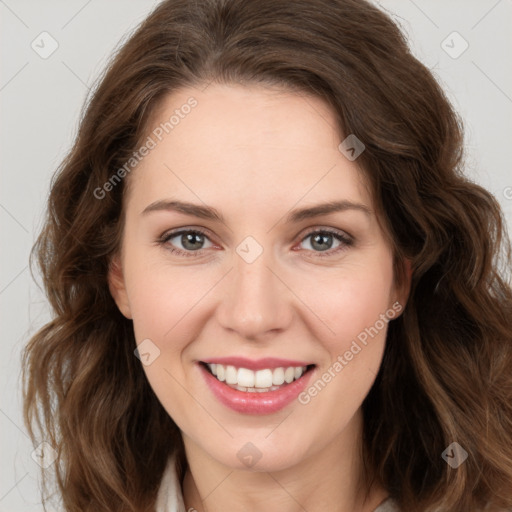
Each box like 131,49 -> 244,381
272,367 -> 285,385
205,363 -> 308,390
225,365 -> 237,384
238,368 -> 255,387
255,369 -> 273,387
284,367 -> 295,383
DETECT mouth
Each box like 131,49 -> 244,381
201,362 -> 315,392
198,360 -> 316,414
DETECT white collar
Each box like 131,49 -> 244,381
155,452 -> 186,512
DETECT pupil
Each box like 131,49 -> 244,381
183,233 -> 203,250
312,233 -> 332,251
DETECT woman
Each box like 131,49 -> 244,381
22,0 -> 512,511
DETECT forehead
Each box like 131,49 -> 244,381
127,83 -> 371,212
149,83 -> 341,148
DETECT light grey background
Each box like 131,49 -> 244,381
1,1 -> 511,510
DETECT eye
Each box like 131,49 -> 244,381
159,228 -> 215,257
158,227 -> 353,258
297,228 -> 353,257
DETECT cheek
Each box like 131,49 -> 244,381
298,270 -> 394,432
127,275 -> 172,343
123,247 -> 198,336
124,260 -> 208,413
297,253 -> 394,423
124,255 -> 224,371
302,252 -> 395,354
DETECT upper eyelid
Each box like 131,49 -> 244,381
160,227 -> 215,243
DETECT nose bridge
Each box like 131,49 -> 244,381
217,239 -> 292,339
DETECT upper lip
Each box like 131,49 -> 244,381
200,357 -> 314,371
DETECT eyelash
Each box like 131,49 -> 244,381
158,227 -> 354,258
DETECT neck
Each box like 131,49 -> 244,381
181,410 -> 388,512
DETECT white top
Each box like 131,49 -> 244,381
155,453 -> 400,512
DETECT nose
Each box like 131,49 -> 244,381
216,248 -> 293,341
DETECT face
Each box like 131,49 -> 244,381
109,83 -> 409,473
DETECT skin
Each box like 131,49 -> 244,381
109,83 -> 411,512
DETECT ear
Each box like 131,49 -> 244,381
391,257 -> 413,316
108,255 -> 132,319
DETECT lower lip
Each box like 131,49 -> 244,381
199,363 -> 315,415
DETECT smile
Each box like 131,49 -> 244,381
199,358 -> 316,414
205,363 -> 308,392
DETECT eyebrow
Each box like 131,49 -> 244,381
141,200 -> 225,222
141,199 -> 372,223
285,200 -> 372,223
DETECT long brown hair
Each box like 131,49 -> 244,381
22,0 -> 512,510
